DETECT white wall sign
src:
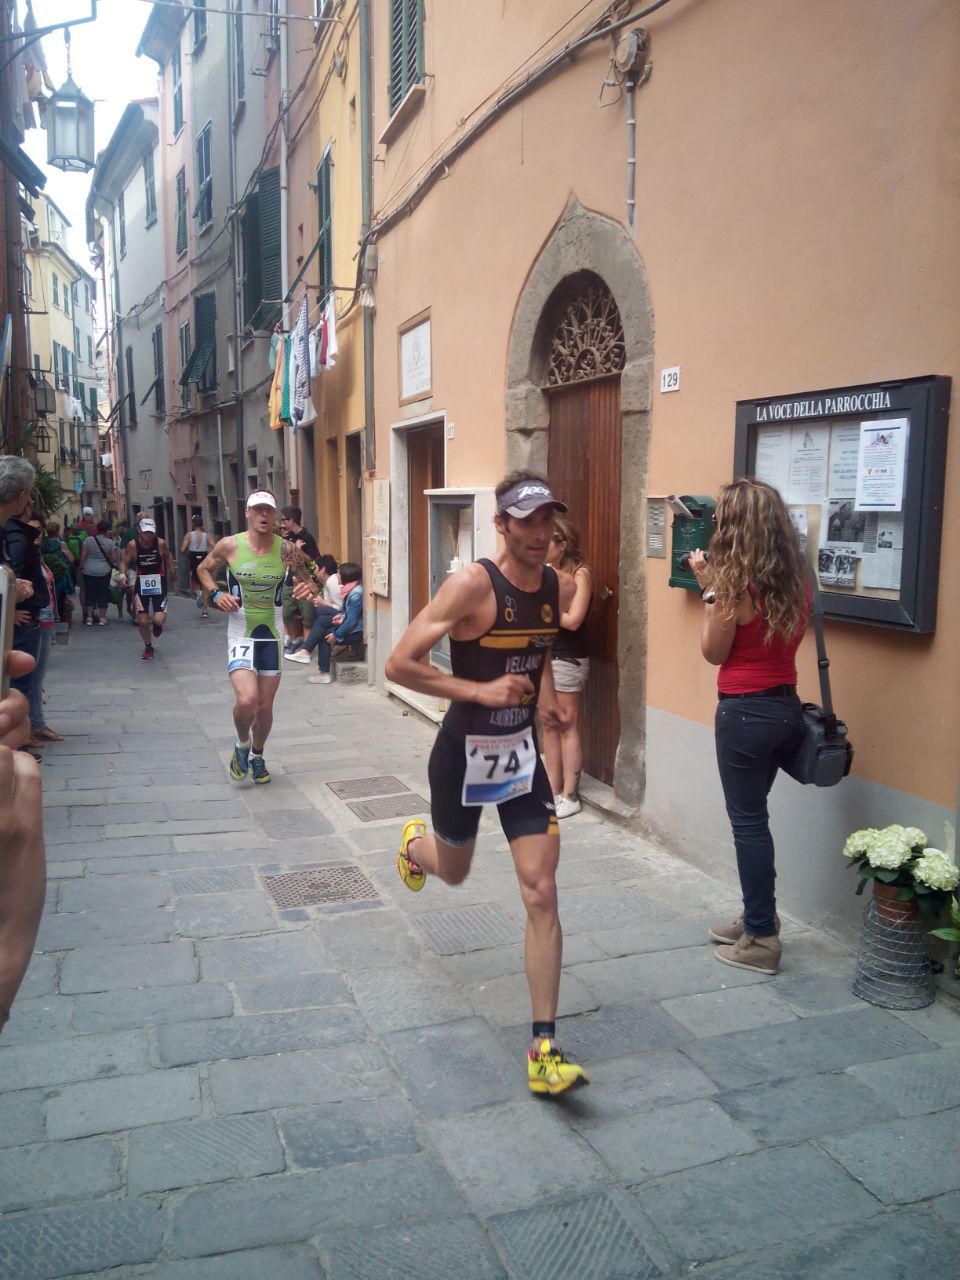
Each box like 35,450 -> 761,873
660,365 -> 680,393
400,317 -> 431,402
369,478 -> 390,597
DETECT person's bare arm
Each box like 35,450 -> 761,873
689,549 -> 740,665
61,541 -> 74,566
385,563 -> 534,707
537,654 -> 570,732
160,539 -> 176,578
198,536 -> 239,610
180,532 -> 191,554
559,565 -> 591,630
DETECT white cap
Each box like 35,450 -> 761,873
246,491 -> 277,510
82,506 -> 94,516
140,518 -> 157,533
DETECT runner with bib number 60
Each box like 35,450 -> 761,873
196,492 -> 286,785
385,470 -> 590,1098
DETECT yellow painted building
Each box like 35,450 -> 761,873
286,0 -> 369,563
23,193 -> 101,523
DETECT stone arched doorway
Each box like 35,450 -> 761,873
505,199 -> 653,809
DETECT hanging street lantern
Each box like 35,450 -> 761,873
46,31 -> 95,174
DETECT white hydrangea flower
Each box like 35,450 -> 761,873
843,829 -> 878,860
912,850 -> 960,893
866,829 -> 914,870
898,826 -> 928,850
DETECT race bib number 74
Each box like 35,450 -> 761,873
462,729 -> 537,806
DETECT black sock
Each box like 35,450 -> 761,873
532,1021 -> 555,1043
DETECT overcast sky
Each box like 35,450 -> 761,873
21,0 -> 163,264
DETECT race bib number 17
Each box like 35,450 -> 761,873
462,729 -> 537,806
227,640 -> 255,672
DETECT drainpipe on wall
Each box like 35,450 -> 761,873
227,0 -> 243,529
358,0 -> 376,685
280,0 -> 296,498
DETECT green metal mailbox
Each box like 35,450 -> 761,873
668,494 -> 717,590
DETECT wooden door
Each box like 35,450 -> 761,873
407,423 -> 445,623
548,375 -> 621,785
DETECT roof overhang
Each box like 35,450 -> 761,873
137,1 -> 186,67
0,137 -> 46,198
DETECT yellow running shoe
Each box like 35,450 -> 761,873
397,819 -> 427,892
527,1038 -> 589,1096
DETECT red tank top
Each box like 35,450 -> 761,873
717,595 -> 806,694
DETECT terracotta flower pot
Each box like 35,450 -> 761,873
873,880 -> 917,925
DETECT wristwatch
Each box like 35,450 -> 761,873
211,589 -> 221,604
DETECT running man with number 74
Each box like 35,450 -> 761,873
197,491 -> 286,786
385,470 -> 589,1096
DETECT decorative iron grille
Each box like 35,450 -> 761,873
546,282 -> 625,386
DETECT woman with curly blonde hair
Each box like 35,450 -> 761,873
544,516 -> 593,818
688,479 -> 809,976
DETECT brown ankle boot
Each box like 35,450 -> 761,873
714,932 -> 782,975
708,913 -> 781,945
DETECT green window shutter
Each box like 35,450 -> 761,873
241,191 -> 262,326
153,325 -> 165,412
317,151 -> 333,301
257,167 -> 282,329
181,292 -> 217,389
176,170 -> 188,255
389,0 -> 423,114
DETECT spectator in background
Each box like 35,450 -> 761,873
304,561 -> 363,686
26,516 -> 64,747
284,553 -> 342,666
78,505 -> 95,533
41,520 -> 75,622
279,506 -> 322,653
79,519 -> 118,626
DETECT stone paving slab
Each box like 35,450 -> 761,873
427,1101 -> 613,1215
277,1096 -> 422,1169
692,1206 -> 960,1280
57,873 -> 169,913
0,1029 -> 150,1091
45,1067 -> 202,1139
71,982 -> 235,1032
0,995 -> 72,1045
127,1113 -> 286,1194
819,1107 -> 960,1203
846,1044 -> 960,1116
208,1041 -> 398,1114
632,1145 -> 879,1262
0,1136 -> 121,1213
141,1246 -> 326,1280
156,1005 -> 368,1066
0,1090 -> 47,1150
715,1072 -> 900,1145
319,1215 -> 507,1280
489,1191 -> 671,1280
197,931 -> 331,980
59,940 -> 196,993
169,1154 -> 465,1258
35,905 -> 177,951
173,890 -> 278,937
381,1017 -> 520,1118
0,1199 -> 164,1280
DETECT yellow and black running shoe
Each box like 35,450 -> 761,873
397,818 -> 427,891
228,744 -> 250,783
527,1038 -> 589,1096
250,754 -> 271,785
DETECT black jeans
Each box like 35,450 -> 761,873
714,692 -> 805,936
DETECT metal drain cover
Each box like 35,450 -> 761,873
347,794 -> 430,822
262,865 -> 378,908
328,776 -> 410,800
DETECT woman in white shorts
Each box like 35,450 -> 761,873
543,517 -> 593,817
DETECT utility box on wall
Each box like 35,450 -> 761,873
668,494 -> 717,590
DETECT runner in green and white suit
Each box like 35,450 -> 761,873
197,492 -> 286,785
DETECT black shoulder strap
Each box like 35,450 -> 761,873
808,568 -> 838,736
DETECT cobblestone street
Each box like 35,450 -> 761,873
0,598 -> 958,1279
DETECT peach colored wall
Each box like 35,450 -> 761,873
371,0 -> 960,807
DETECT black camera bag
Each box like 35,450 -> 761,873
781,576 -> 854,787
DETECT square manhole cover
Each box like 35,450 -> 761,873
262,865 -> 378,908
416,903 -> 523,955
347,794 -> 430,822
328,776 -> 410,800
